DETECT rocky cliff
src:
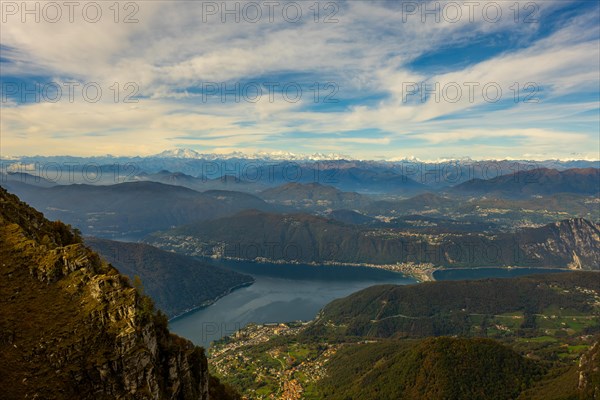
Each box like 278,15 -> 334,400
0,187 -> 212,399
517,218 -> 600,269
579,339 -> 600,399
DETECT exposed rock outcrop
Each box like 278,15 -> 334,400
579,339 -> 600,399
0,187 -> 209,400
518,218 -> 600,269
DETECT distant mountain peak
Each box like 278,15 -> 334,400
154,148 -> 202,159
252,151 -> 352,161
151,148 -> 352,161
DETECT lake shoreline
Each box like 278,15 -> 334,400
185,254 -> 584,283
168,279 -> 255,322
433,266 -> 580,281
193,255 -> 429,281
167,258 -> 586,326
168,261 -> 414,347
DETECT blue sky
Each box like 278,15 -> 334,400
1,0 -> 598,160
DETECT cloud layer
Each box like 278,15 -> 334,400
1,0 -> 598,159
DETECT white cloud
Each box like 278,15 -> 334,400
0,0 -> 598,159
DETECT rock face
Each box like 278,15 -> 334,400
579,339 -> 600,399
518,218 -> 600,269
0,187 -> 209,400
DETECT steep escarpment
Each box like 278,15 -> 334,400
516,337 -> 600,400
0,187 -> 220,399
516,218 -> 600,269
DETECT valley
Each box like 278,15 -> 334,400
1,157 -> 598,400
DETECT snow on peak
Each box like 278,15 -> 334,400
151,149 -> 351,161
154,149 -> 202,159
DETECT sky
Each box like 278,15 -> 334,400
0,0 -> 599,160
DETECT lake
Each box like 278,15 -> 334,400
169,262 -> 572,347
169,260 -> 415,347
433,267 -> 569,281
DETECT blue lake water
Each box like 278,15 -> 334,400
169,260 -> 415,347
169,261 -> 571,347
433,267 -> 569,281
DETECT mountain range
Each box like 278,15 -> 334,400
451,168 -> 600,198
2,185 -> 598,399
153,148 -> 352,161
4,149 -> 599,165
3,154 -> 598,191
132,170 -> 265,193
0,181 -> 276,239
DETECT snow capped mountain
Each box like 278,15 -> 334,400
251,151 -> 351,161
151,149 -> 352,161
153,149 -> 203,159
3,149 -> 598,168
